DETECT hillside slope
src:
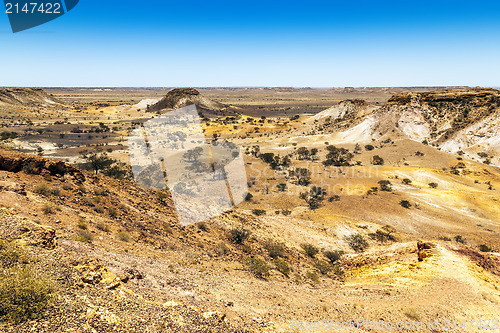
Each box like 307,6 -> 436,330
0,148 -> 499,332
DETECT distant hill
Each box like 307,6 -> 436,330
148,88 -> 237,117
310,88 -> 500,166
0,88 -> 61,108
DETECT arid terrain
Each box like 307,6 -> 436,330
0,86 -> 498,332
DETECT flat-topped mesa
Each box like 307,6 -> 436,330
387,88 -> 500,106
0,87 -> 60,107
147,88 -> 227,115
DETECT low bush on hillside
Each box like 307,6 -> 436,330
264,241 -> 286,259
400,200 -> 412,209
0,239 -> 56,324
371,155 -> 384,165
251,209 -> 266,216
96,222 -> 110,233
77,218 -> 88,230
273,258 -> 290,277
313,260 -> 332,275
323,250 -> 344,264
301,243 -> 319,258
116,231 -> 132,243
0,267 -> 56,324
479,244 -> 492,252
244,257 -> 270,279
455,235 -> 466,244
42,202 -> 60,215
74,230 -> 93,244
378,180 -> 392,192
229,227 -> 251,244
345,234 -> 369,252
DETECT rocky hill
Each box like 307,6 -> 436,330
309,88 -> 500,166
0,88 -> 61,108
148,88 -> 234,117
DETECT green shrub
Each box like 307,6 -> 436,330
428,182 -> 438,188
265,241 -> 285,259
479,244 -> 492,252
77,217 -> 87,230
244,257 -> 270,279
0,266 -> 56,324
273,258 -> 290,277
281,210 -> 292,216
74,230 -> 93,244
42,202 -> 59,215
455,235 -> 466,244
364,145 -> 374,151
402,178 -> 412,185
345,234 -> 369,252
301,243 -> 319,258
305,271 -> 319,284
33,183 -> 51,196
96,222 -> 110,232
229,228 -> 251,244
116,231 -> 131,243
314,260 -> 332,275
251,209 -> 266,216
371,155 -> 384,166
400,200 -> 412,209
378,180 -> 392,192
323,250 -> 343,264
0,239 -> 25,268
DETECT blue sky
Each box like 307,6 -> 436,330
1,0 -> 499,87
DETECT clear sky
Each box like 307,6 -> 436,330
1,0 -> 499,87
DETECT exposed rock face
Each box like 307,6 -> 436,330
148,88 -> 226,113
0,149 -> 85,183
0,88 -> 60,107
324,88 -> 500,165
308,99 -> 376,123
417,241 -> 435,261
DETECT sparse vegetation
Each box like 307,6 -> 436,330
479,244 -> 492,252
428,182 -> 438,188
378,180 -> 392,192
96,222 -> 110,232
323,250 -> 343,264
455,235 -> 466,244
251,209 -> 266,216
42,202 -> 59,215
273,258 -> 290,277
313,260 -> 332,275
305,271 -> 319,284
301,243 -> 319,258
0,266 -> 56,324
116,231 -> 132,243
400,200 -> 412,209
74,230 -> 93,243
402,178 -> 412,185
371,155 -> 384,165
264,241 -> 286,259
243,257 -> 270,279
323,146 -> 353,167
229,227 -> 251,244
77,217 -> 88,230
345,234 -> 369,252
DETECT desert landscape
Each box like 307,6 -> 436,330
0,86 -> 498,332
